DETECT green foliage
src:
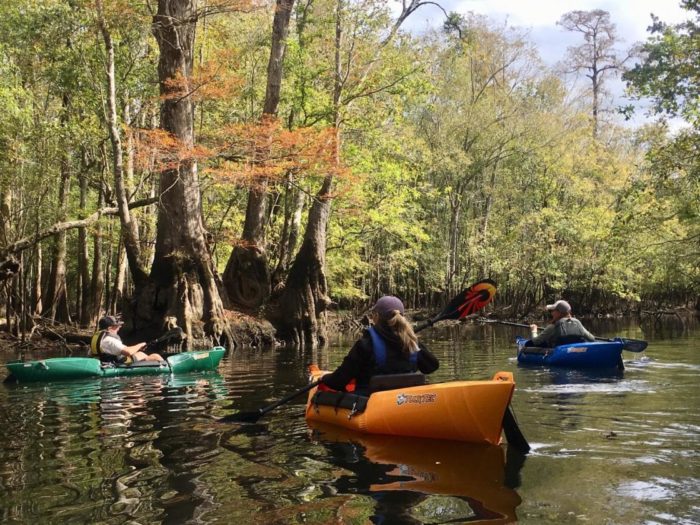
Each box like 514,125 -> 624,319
0,0 -> 696,320
624,1 -> 700,124
620,1 -> 700,306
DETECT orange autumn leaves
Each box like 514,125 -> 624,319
132,116 -> 346,190
127,39 -> 348,191
91,0 -> 344,190
207,117 -> 345,189
161,54 -> 245,104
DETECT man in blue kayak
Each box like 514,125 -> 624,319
529,300 -> 595,347
90,316 -> 164,364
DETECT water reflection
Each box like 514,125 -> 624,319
308,422 -> 523,524
0,373 -> 229,524
1,320 -> 699,524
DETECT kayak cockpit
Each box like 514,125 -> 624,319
309,372 -> 427,416
101,360 -> 167,369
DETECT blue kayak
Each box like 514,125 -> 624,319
516,336 -> 624,369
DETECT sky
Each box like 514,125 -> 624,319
398,0 -> 690,127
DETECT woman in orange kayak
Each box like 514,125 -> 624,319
320,296 -> 439,393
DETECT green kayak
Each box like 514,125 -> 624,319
4,347 -> 225,383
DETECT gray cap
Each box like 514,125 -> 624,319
373,295 -> 404,317
546,300 -> 572,314
98,315 -> 124,330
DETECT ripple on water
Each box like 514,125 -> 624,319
522,379 -> 655,394
641,361 -> 700,372
617,478 -> 681,501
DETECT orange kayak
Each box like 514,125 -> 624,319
309,421 -> 521,523
305,366 -> 515,445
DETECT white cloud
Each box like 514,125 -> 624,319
401,0 -> 688,58
396,0 -> 691,127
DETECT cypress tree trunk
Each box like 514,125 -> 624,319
133,0 -> 232,347
33,243 -> 42,316
96,0 -> 147,286
88,187 -> 105,326
222,0 -> 295,310
271,0 -> 423,347
271,176 -> 304,292
0,188 -> 10,253
271,0 -> 343,348
77,172 -> 91,326
110,242 -> 126,314
446,190 -> 461,298
273,172 -> 334,347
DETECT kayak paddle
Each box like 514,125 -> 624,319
219,381 -> 321,424
503,405 -> 530,453
220,278 -> 500,425
478,319 -> 648,352
144,327 -> 185,354
413,279 -> 498,332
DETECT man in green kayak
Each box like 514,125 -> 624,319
529,300 -> 595,347
90,316 -> 165,364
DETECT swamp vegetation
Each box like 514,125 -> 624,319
0,0 -> 697,348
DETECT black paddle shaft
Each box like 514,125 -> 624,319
219,381 -> 321,423
259,381 -> 320,417
144,328 -> 184,354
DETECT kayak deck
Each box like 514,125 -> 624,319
5,347 -> 226,383
305,367 -> 515,445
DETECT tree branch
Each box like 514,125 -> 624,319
0,197 -> 158,259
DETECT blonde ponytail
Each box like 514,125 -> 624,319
384,310 -> 419,356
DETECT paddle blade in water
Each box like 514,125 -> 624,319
502,405 -> 530,453
620,338 -> 648,353
441,279 -> 497,320
218,410 -> 264,424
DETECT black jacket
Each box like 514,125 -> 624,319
320,323 -> 439,391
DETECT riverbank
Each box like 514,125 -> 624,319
0,310 -> 279,356
0,306 -> 696,356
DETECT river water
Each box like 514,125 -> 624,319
1,318 -> 698,524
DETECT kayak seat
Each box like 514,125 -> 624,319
310,374 -> 426,416
368,372 -> 426,393
99,355 -> 127,365
311,391 -> 369,414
